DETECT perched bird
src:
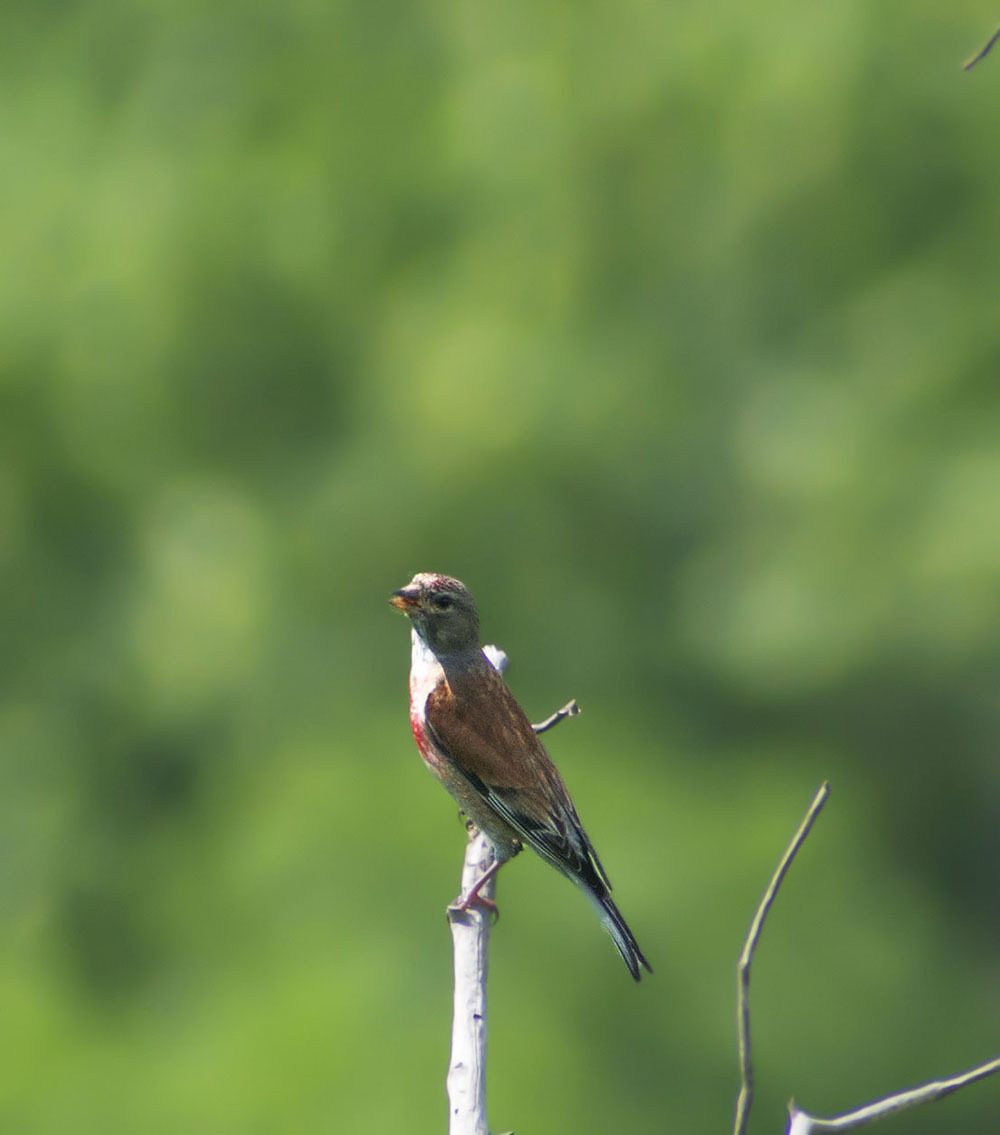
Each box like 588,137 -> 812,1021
391,572 -> 651,981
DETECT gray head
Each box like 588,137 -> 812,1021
390,572 -> 482,655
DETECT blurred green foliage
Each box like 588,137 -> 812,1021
2,1 -> 1000,1131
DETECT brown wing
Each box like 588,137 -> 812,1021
424,663 -> 612,893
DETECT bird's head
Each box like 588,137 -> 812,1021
390,572 -> 481,654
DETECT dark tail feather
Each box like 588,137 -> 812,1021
590,892 -> 653,981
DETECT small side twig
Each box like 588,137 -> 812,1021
483,642 -> 580,735
786,1055 -> 1000,1132
532,699 -> 580,734
964,26 -> 1000,70
734,782 -> 831,1135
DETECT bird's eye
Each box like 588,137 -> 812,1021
433,594 -> 454,611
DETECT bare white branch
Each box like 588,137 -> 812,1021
446,830 -> 496,1135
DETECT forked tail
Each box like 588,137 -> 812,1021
593,893 -> 653,982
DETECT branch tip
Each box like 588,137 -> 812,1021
733,782 -> 831,1135
964,26 -> 1000,70
532,699 -> 581,734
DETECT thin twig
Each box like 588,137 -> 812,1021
786,1055 -> 1000,1132
532,699 -> 580,733
963,26 -> 1000,70
484,641 -> 579,734
733,782 -> 831,1135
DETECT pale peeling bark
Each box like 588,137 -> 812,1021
446,829 -> 495,1135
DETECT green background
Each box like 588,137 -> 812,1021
3,2 -> 999,1132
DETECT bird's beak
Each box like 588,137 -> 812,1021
390,588 -> 419,612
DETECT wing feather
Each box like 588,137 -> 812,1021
424,664 -> 612,893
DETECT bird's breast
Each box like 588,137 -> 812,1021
409,698 -> 447,777
408,629 -> 449,778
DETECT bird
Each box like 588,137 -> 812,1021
390,571 -> 651,981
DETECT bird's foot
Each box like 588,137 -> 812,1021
448,891 -> 500,922
447,857 -> 503,922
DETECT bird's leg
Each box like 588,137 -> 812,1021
449,824 -> 506,919
449,857 -> 503,917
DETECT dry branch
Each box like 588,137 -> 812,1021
732,780 -> 1000,1134
733,783 -> 831,1135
